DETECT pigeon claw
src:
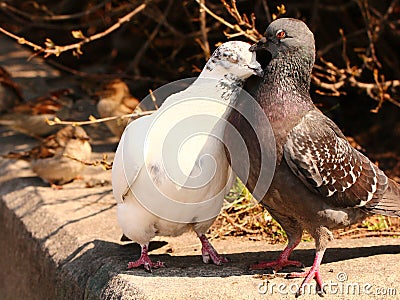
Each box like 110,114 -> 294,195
250,258 -> 303,271
198,234 -> 229,266
286,266 -> 325,298
201,249 -> 229,265
127,257 -> 165,272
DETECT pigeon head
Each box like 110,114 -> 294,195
250,18 -> 315,65
204,41 -> 263,80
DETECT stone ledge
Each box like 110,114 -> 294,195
1,162 -> 400,300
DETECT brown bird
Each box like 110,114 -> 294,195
227,18 -> 400,296
0,89 -> 73,137
96,79 -> 141,137
4,125 -> 92,188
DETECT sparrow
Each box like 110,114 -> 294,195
4,125 -> 92,187
96,79 -> 142,137
0,89 -> 73,137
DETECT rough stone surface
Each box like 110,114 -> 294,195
0,36 -> 399,300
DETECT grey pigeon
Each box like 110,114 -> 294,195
228,18 -> 400,296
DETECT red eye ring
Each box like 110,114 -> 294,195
276,29 -> 286,39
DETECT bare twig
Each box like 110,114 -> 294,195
149,89 -> 159,109
46,110 -> 156,126
0,3 -> 146,57
195,0 -> 261,41
317,28 -> 365,57
220,0 -> 263,40
63,153 -> 113,170
311,73 -> 345,96
313,57 -> 400,109
261,0 -> 272,24
313,24 -> 400,110
221,211 -> 261,235
46,59 -> 166,83
339,29 -> 351,71
142,6 -> 185,39
368,0 -> 399,42
356,0 -> 382,69
271,4 -> 286,20
199,0 -> 211,60
0,0 -> 110,22
128,1 -> 173,74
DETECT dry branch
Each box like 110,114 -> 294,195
198,0 -> 211,60
195,0 -> 261,42
128,1 -> 174,74
313,57 -> 400,111
0,0 -> 109,22
63,153 -> 113,170
0,3 -> 146,57
46,110 -> 156,127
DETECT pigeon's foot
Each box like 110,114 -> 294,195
287,266 -> 324,297
127,257 -> 165,272
286,250 -> 325,297
250,258 -> 303,271
198,234 -> 228,265
250,240 -> 302,271
127,244 -> 165,272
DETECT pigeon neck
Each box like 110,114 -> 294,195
196,71 -> 244,103
257,55 -> 314,122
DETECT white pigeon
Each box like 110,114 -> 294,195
112,41 -> 262,271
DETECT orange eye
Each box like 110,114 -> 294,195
276,29 -> 286,39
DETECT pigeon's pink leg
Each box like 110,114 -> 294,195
198,234 -> 229,265
287,250 -> 325,297
250,239 -> 303,271
127,244 -> 165,272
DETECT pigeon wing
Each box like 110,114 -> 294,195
112,115 -> 152,203
283,110 -> 388,208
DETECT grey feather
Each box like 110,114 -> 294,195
229,17 -> 400,291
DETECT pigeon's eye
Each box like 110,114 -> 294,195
276,29 -> 286,39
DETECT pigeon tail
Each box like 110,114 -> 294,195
366,179 -> 400,217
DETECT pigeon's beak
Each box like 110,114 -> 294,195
248,64 -> 264,77
249,37 -> 268,52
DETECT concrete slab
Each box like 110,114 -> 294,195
1,149 -> 400,300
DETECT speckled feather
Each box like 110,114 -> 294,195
284,109 -> 391,210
